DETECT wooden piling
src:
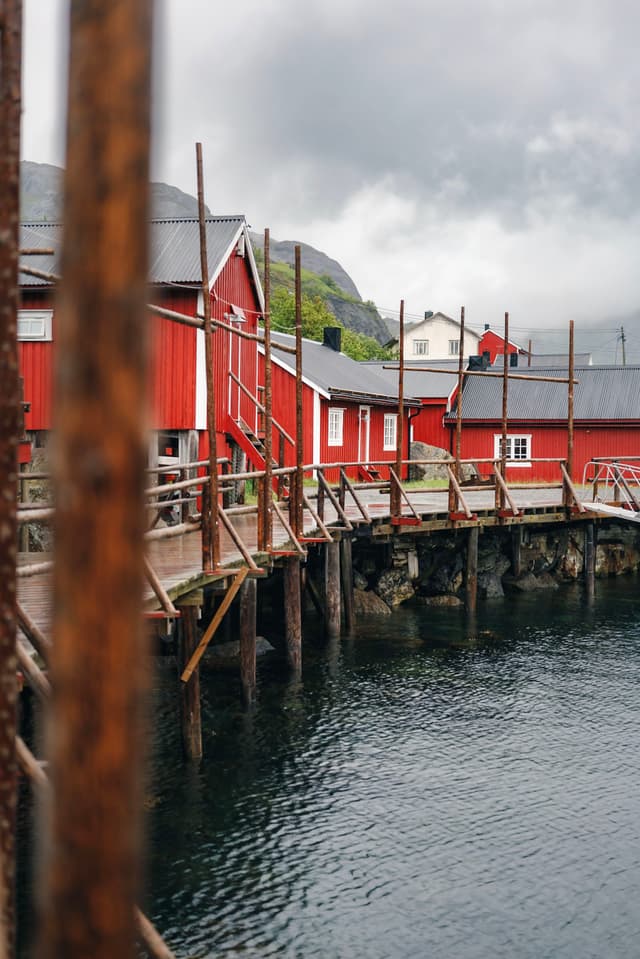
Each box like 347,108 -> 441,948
585,522 -> 596,599
176,597 -> 203,761
239,577 -> 257,706
0,0 -> 22,949
465,526 -> 479,615
325,539 -> 341,638
511,525 -> 523,578
340,534 -> 355,634
284,557 -> 302,676
39,3 -> 153,958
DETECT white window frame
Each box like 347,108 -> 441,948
413,339 -> 429,356
449,339 -> 459,356
18,310 -> 53,342
383,413 -> 397,451
327,407 -> 344,447
493,433 -> 532,467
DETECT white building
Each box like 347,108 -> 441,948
404,311 -> 481,361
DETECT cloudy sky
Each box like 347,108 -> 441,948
23,0 -> 640,359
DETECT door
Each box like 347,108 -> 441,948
358,405 -> 371,463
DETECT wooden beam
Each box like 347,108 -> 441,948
181,568 -> 249,681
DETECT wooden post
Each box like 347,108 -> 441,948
0,1 -> 21,948
196,142 -> 219,570
392,300 -> 405,518
283,557 -> 302,676
176,599 -> 203,761
294,244 -> 304,537
585,522 -> 596,599
325,539 -> 341,638
39,4 -> 153,958
466,526 -> 479,615
450,305 -> 465,513
239,577 -> 257,706
262,228 -> 273,552
565,319 -> 575,507
340,533 -> 355,634
511,525 -> 523,578
499,311 -> 509,511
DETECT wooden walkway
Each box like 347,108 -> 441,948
17,483 -> 592,642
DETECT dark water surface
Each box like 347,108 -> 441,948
145,578 -> 640,959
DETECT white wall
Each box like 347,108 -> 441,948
404,313 -> 480,360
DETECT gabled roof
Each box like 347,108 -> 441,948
362,359 -> 460,403
19,218 -> 263,306
404,311 -> 481,341
267,331 -> 420,407
446,365 -> 640,421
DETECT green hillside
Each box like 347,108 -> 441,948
253,251 -> 392,361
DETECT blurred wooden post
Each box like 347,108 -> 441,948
585,522 -> 596,600
0,0 -> 22,950
39,4 -> 153,958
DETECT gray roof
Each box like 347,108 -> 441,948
270,331 -> 419,407
447,365 -> 640,421
493,352 -> 592,367
19,216 -> 250,287
362,359 -> 460,401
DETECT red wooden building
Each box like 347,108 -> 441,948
445,364 -> 640,482
478,325 -> 523,364
253,329 -> 419,481
18,218 -> 264,468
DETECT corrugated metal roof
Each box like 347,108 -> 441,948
493,352 -> 592,367
19,217 -> 247,286
270,331 -> 419,406
362,359 -> 460,401
447,366 -> 640,421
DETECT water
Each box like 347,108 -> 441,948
145,578 -> 640,957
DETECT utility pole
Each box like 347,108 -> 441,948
620,326 -> 626,366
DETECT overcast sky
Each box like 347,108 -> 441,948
22,0 -> 640,359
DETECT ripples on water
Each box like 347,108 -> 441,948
145,579 -> 640,958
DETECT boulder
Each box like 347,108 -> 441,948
416,594 -> 463,608
202,635 -> 275,669
409,441 -> 477,482
353,569 -> 368,590
353,589 -> 392,616
374,568 -> 415,607
505,571 -> 559,592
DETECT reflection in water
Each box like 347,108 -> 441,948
143,578 -> 640,959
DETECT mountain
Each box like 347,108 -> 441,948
20,160 -> 389,344
20,160 -> 209,221
250,232 -> 390,344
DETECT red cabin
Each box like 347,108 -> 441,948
18,218 -> 264,469
445,364 -> 640,483
253,328 -> 419,482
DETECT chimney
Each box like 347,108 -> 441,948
323,327 -> 342,352
484,323 -> 490,331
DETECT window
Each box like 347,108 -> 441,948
327,408 -> 344,446
18,310 -> 53,341
383,414 -> 397,451
449,339 -> 459,355
413,339 -> 429,355
493,434 -> 531,466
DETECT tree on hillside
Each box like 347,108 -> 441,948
269,288 -> 391,361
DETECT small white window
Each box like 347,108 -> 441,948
493,433 -> 531,467
449,339 -> 459,355
18,310 -> 53,341
383,413 -> 397,451
328,408 -> 344,446
413,339 -> 429,356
